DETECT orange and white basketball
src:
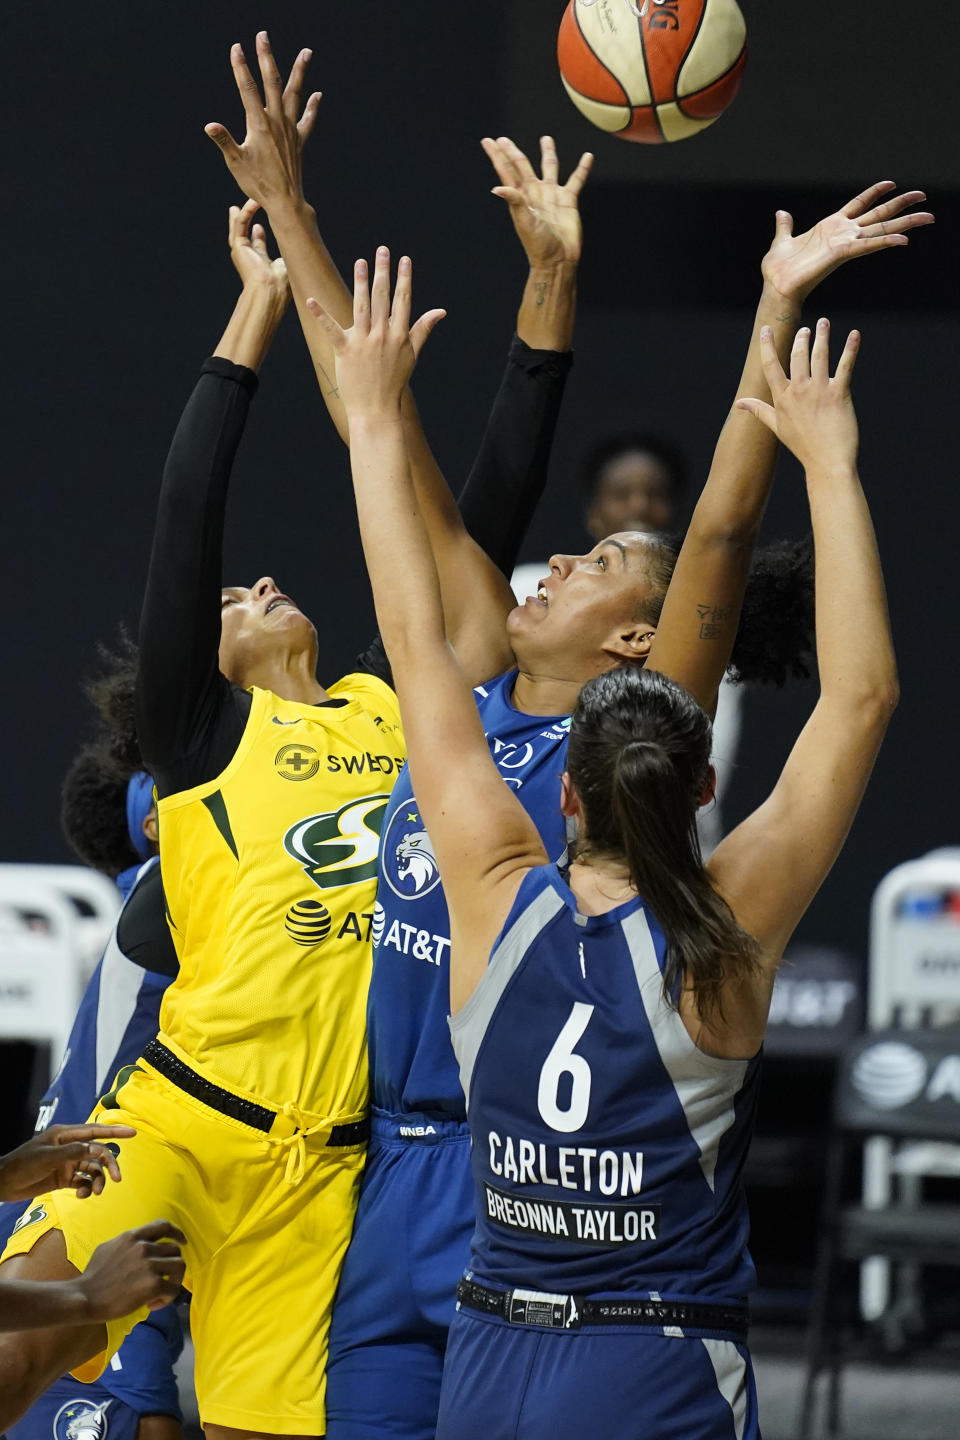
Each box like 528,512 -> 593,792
557,0 -> 747,144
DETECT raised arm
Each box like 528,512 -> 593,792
206,36 -> 587,681
307,253 -> 546,1010
135,203 -> 289,792
705,320 -> 897,1052
647,183 -> 931,714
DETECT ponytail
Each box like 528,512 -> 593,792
570,668 -> 760,1019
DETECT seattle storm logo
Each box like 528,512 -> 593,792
382,799 -> 441,900
284,794 -> 390,891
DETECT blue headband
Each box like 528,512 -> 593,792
126,771 -> 155,863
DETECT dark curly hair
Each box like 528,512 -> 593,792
578,429 -> 688,506
60,634 -> 147,877
638,534 -> 815,688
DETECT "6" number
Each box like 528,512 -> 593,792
536,1003 -> 595,1133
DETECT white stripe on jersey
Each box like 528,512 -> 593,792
95,928 -> 149,1094
701,1337 -> 748,1440
621,907 -> 748,1194
449,883 -> 564,1104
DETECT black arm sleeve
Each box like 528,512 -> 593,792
354,337 -> 572,678
136,357 -> 258,799
455,335 -> 573,576
115,861 -> 179,979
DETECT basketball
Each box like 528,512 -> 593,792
557,0 -> 747,144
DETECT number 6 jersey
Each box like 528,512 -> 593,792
449,863 -> 762,1300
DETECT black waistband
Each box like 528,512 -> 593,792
142,1039 -> 370,1147
456,1277 -> 749,1337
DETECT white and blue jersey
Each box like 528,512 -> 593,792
436,864 -> 762,1440
326,675 -> 571,1439
0,861 -> 182,1432
451,863 -> 760,1302
367,672 -> 571,1119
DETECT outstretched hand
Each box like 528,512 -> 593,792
762,181 -> 934,303
0,1123 -> 136,1203
205,32 -> 320,211
737,318 -> 860,473
228,199 -> 289,297
306,248 -> 445,419
481,135 -> 593,269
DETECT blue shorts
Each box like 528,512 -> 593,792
325,1111 -> 473,1440
436,1307 -> 760,1440
5,1309 -> 183,1440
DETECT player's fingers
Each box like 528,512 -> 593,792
298,92 -> 323,145
773,209 -> 794,240
283,46 -> 312,121
490,185 -> 525,207
353,257 -> 371,332
789,326 -> 811,383
234,199 -> 260,244
142,1241 -> 185,1261
482,137 -> 521,190
841,179 -> 896,218
409,308 -> 447,361
498,136 -> 538,187
85,1143 -> 123,1185
539,135 -> 559,184
255,31 -> 284,113
859,212 -> 934,240
391,255 -> 413,333
305,296 -> 348,348
858,189 -> 928,225
735,397 -> 778,434
370,247 -> 391,329
565,151 -> 594,197
833,329 -> 861,389
251,223 -> 269,256
49,1124 -> 135,1145
131,1220 -> 187,1245
204,123 -> 242,161
757,325 -> 788,397
230,43 -> 267,130
810,317 -> 830,384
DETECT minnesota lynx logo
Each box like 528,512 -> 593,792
284,795 -> 390,891
382,798 -> 441,901
54,1399 -> 112,1440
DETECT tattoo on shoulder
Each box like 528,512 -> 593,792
697,602 -> 733,640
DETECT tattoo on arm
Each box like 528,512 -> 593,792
697,602 -> 733,640
317,362 -> 341,400
534,280 -> 552,308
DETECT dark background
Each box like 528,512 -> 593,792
4,0 -> 958,981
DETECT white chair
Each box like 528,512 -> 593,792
0,863 -> 120,985
861,849 -> 960,1323
0,877 -> 87,1084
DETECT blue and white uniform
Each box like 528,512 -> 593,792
325,673 -> 571,1440
0,860 -> 183,1440
436,864 -> 761,1440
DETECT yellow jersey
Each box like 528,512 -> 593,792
156,673 -> 405,1117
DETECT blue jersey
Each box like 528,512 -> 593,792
0,859 -> 182,1415
367,673 -> 571,1119
450,865 -> 761,1300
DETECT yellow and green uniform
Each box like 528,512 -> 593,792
3,672 -> 405,1434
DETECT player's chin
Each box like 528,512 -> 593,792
506,598 -> 547,633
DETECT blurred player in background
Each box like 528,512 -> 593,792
0,646 -> 183,1440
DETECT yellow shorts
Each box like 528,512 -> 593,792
1,1051 -> 366,1435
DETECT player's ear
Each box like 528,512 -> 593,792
603,624 -> 656,665
560,771 -> 581,820
142,802 -> 159,848
698,764 -> 717,810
